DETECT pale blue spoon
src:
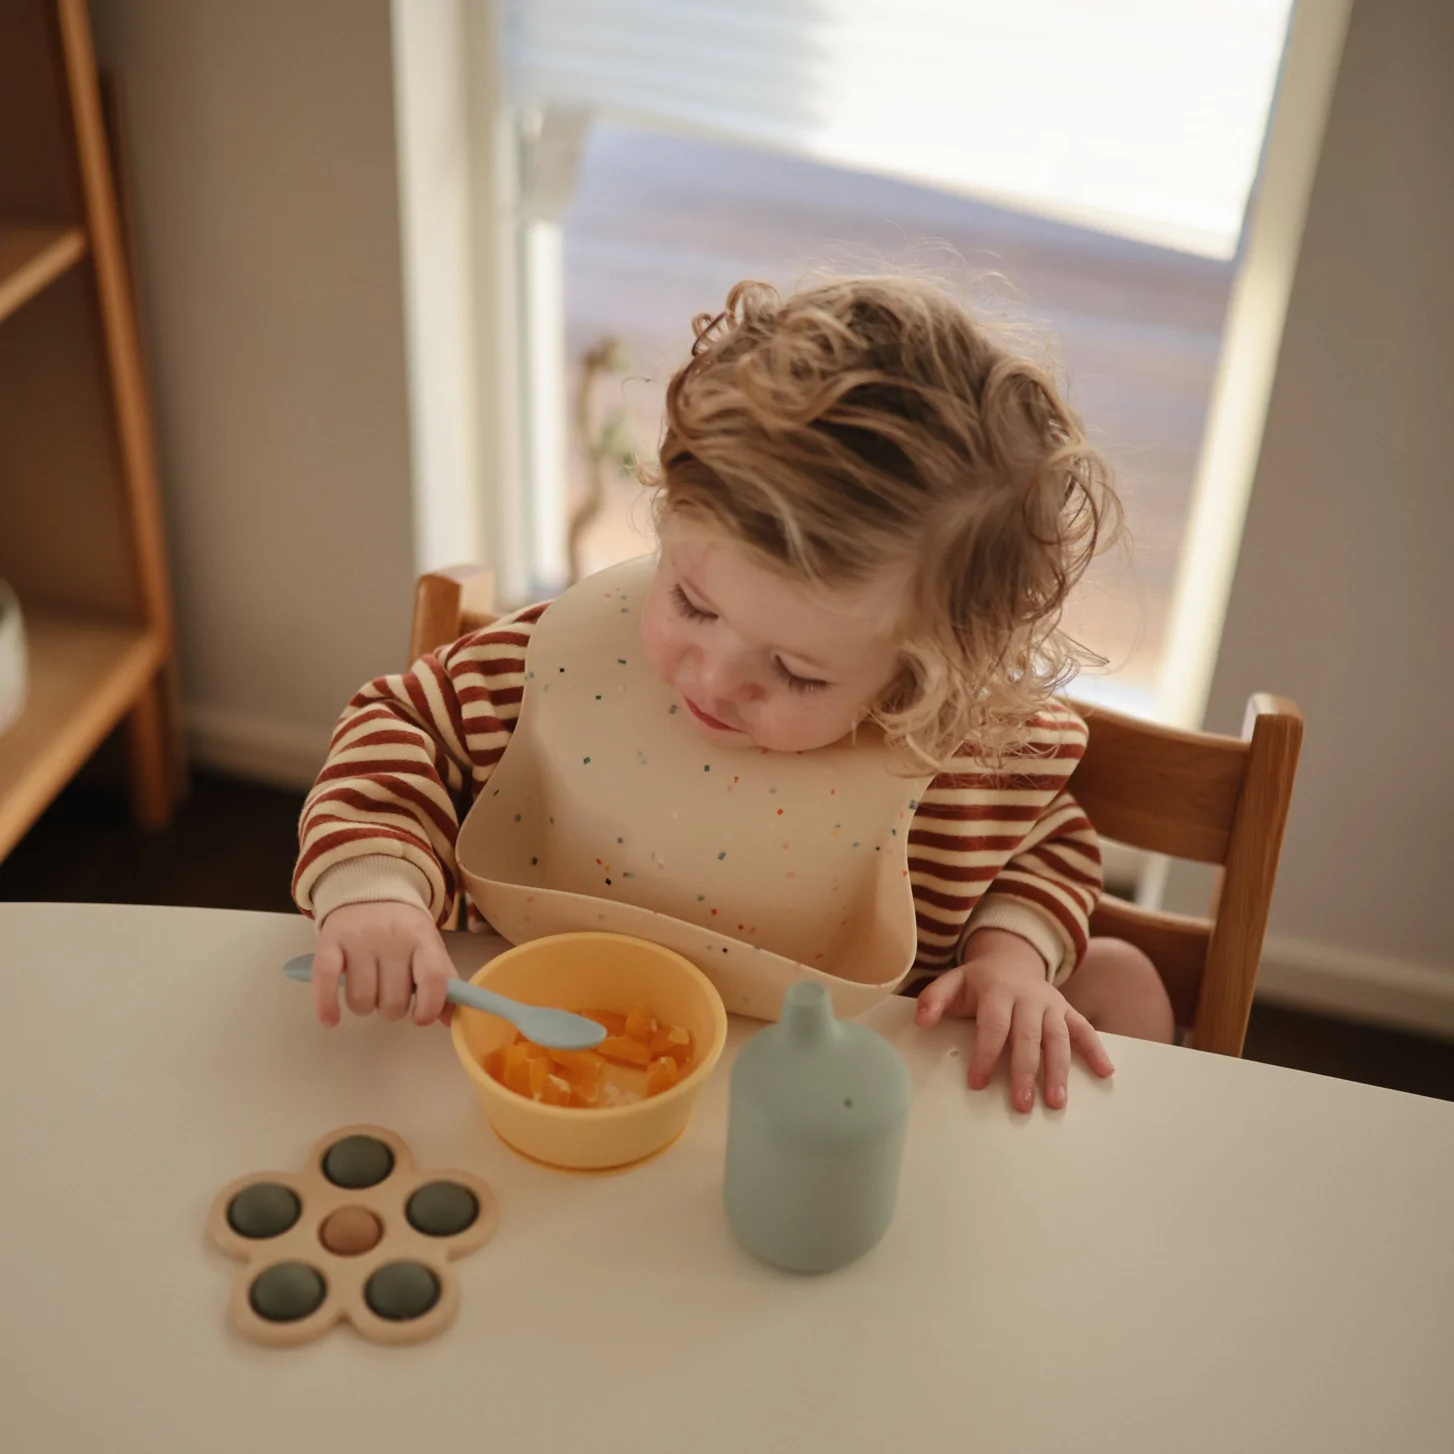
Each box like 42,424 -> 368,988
282,954 -> 606,1051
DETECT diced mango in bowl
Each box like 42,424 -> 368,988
645,1057 -> 680,1096
650,1024 -> 693,1068
625,1004 -> 657,1041
482,1002 -> 694,1109
548,1047 -> 605,1089
596,1035 -> 652,1068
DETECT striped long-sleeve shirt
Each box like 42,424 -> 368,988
293,605 -> 1103,986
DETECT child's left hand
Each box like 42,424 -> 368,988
915,929 -> 1114,1112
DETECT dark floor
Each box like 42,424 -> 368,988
4,770 -> 1452,1102
0,770 -> 303,916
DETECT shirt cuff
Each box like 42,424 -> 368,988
962,896 -> 1070,984
311,855 -> 434,925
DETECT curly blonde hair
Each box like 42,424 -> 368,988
646,276 -> 1120,768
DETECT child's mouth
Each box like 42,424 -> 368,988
683,697 -> 739,733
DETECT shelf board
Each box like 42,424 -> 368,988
0,224 -> 88,326
0,610 -> 164,859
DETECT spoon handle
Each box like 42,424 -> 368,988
442,978 -> 520,1018
282,955 -> 316,984
281,954 -> 606,1050
284,954 -> 516,1021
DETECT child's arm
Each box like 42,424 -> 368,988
291,604 -> 545,1025
960,788 -> 1102,988
913,705 -> 1113,1108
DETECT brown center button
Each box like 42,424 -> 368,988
319,1206 -> 383,1256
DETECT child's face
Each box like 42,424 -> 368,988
640,518 -> 906,753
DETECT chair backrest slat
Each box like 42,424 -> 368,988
407,567 -> 496,665
1068,702 -> 1249,864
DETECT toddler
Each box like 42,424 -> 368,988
293,276 -> 1174,1112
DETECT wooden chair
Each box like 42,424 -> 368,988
409,568 -> 1303,1057
408,565 -> 499,666
1067,696 -> 1303,1055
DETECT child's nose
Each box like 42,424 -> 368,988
700,652 -> 764,704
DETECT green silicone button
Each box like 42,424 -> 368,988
227,1182 -> 301,1239
406,1182 -> 479,1238
249,1262 -> 327,1322
365,1261 -> 441,1321
322,1135 -> 394,1189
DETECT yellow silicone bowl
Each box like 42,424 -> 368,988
450,932 -> 729,1171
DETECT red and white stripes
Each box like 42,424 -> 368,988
294,611 -> 1100,984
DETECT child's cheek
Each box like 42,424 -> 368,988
637,592 -> 674,684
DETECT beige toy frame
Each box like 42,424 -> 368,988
207,1124 -> 498,1347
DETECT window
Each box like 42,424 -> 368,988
561,123 -> 1240,712
433,0 -> 1307,719
507,1 -> 1294,260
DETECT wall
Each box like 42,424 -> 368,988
390,0 -> 488,580
89,0 -> 418,785
1168,0 -> 1454,1033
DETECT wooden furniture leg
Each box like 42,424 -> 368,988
126,669 -> 173,830
100,70 -> 188,805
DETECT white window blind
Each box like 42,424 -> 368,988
502,0 -> 1295,260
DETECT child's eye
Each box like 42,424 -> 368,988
773,658 -> 829,695
671,585 -> 716,623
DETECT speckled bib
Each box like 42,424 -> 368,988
456,558 -> 934,1020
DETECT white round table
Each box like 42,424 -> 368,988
3,902 -> 1452,1453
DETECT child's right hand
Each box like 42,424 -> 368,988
310,901 -> 457,1028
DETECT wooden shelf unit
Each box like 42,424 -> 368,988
0,613 -> 163,858
0,223 -> 86,323
0,0 -> 181,861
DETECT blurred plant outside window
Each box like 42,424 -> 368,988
495,0 -> 1296,716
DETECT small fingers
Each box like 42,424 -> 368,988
376,957 -> 413,1022
1007,999 -> 1043,1113
343,954 -> 379,1017
1041,1009 -> 1072,1110
312,940 -> 345,1028
1069,1010 -> 1116,1078
915,967 -> 967,1027
411,941 -> 455,1026
966,990 -> 1013,1091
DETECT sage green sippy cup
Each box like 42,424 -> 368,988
723,981 -> 912,1273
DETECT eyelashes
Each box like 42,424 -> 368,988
669,583 -> 829,694
772,660 -> 829,695
670,584 -> 714,623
